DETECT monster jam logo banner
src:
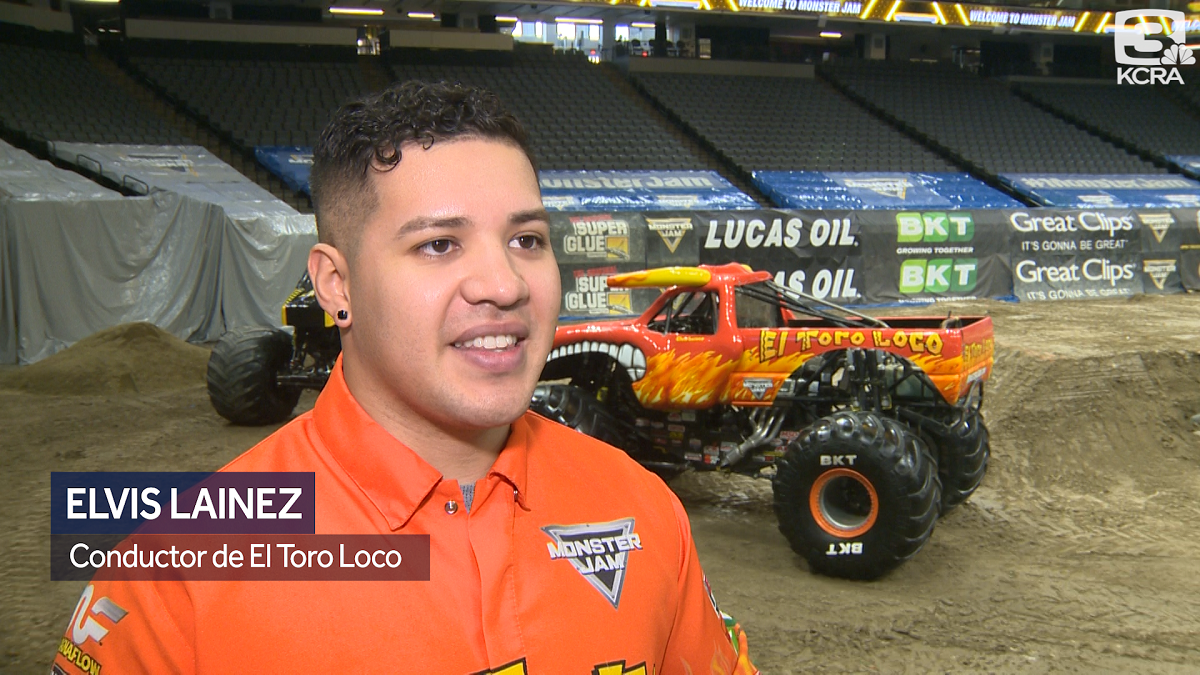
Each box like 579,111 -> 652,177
559,264 -> 656,317
696,210 -> 866,304
543,518 -> 642,608
1007,209 -> 1144,301
644,215 -> 700,266
549,213 -> 645,264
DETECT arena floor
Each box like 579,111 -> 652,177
2,294 -> 1199,673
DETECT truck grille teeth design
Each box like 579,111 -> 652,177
547,341 -> 647,381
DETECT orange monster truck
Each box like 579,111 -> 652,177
532,263 -> 994,580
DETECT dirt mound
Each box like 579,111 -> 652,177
0,323 -> 210,395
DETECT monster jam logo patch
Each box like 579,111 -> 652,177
1137,212 -> 1174,244
645,217 -> 694,254
543,518 -> 642,608
741,377 -> 774,400
1143,259 -> 1178,290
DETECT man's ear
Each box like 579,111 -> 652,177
309,243 -> 351,326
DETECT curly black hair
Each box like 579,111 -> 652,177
310,80 -> 537,253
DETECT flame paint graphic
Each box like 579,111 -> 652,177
634,351 -> 735,408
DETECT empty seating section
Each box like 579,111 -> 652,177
824,61 -> 1159,175
131,57 -> 372,148
1017,83 -> 1200,161
0,44 -> 187,145
388,56 -> 711,171
633,72 -> 955,173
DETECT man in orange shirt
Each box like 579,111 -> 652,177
54,81 -> 756,674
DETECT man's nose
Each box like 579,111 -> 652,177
460,241 -> 530,308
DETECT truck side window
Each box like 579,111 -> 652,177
736,291 -> 784,328
648,292 -> 717,335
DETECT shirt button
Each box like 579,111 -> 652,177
444,500 -> 459,515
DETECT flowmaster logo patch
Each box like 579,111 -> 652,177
543,518 -> 642,608
1114,10 -> 1192,84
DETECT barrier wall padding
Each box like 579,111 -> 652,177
538,170 -> 758,211
548,207 -> 1195,317
256,146 -> 313,195
999,173 -> 1200,208
752,171 -> 1021,210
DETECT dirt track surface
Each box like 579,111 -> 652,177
3,298 -> 1200,673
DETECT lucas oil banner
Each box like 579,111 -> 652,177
695,210 -> 866,305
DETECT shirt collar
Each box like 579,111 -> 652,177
313,358 -> 531,529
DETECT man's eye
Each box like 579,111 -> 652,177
419,239 -> 455,255
511,234 -> 546,250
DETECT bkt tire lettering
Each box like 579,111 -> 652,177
820,454 -> 857,466
825,542 -> 864,556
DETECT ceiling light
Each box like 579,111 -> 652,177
329,6 -> 384,15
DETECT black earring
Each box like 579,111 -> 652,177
336,309 -> 348,321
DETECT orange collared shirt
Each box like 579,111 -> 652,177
53,361 -> 756,674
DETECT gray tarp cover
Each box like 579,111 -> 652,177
2,142 -> 316,364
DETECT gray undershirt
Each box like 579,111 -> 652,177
461,483 -> 475,513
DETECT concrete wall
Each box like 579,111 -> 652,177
0,4 -> 73,33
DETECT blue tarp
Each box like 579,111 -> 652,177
999,173 -> 1200,208
254,157 -> 757,212
752,171 -> 1021,210
1166,156 -> 1200,180
538,170 -> 757,211
256,146 -> 313,195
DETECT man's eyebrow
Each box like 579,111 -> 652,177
396,216 -> 469,238
510,208 -> 551,226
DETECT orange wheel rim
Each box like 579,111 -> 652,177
809,468 -> 878,538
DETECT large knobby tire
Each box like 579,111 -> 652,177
207,327 -> 301,426
933,411 -> 990,513
772,411 -> 941,580
529,383 -> 633,451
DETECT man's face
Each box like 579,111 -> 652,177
342,137 -> 559,435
